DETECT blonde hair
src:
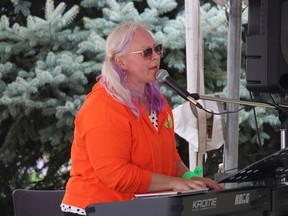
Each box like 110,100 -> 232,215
98,22 -> 164,117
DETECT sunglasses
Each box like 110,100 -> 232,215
128,44 -> 163,59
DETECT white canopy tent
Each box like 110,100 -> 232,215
173,0 -> 243,179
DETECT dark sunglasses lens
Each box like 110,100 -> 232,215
143,48 -> 153,58
154,44 -> 163,54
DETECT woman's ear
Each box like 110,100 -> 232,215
114,56 -> 128,70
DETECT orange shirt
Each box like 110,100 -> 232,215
62,82 -> 181,208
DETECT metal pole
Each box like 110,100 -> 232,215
185,0 -> 201,169
225,0 -> 242,188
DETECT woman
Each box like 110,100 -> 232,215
61,21 -> 223,216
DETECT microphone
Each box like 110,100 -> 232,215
156,69 -> 203,109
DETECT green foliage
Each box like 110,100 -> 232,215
238,79 -> 280,147
201,4 -> 228,92
10,0 -> 31,16
0,0 -> 186,215
0,1 -> 88,215
0,1 -> 282,215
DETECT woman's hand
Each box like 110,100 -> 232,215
169,177 -> 207,192
169,177 -> 223,192
148,173 -> 224,193
175,161 -> 224,191
191,177 -> 224,190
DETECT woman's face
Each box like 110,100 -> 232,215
116,28 -> 161,93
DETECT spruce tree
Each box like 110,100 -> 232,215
0,0 -> 188,214
0,1 -> 280,215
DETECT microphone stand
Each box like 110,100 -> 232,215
197,94 -> 288,149
199,95 -> 275,109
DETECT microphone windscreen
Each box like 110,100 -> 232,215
156,69 -> 169,82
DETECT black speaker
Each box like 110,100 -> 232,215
246,0 -> 288,93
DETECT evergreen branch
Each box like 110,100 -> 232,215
0,95 -> 12,106
103,1 -> 139,22
77,33 -> 105,54
0,62 -> 14,78
81,61 -> 102,74
0,43 -> 12,61
80,0 -> 106,8
163,51 -> 185,72
140,9 -> 160,25
106,0 -> 121,11
83,17 -> 110,35
48,2 -> 66,34
102,8 -> 121,22
1,15 -> 47,45
11,0 -> 32,16
55,96 -> 85,119
121,2 -> 139,19
67,28 -> 91,44
45,52 -> 57,67
0,15 -> 10,30
35,69 -> 54,86
45,2 -> 80,36
201,4 -> 228,34
147,0 -> 177,15
50,2 -> 66,21
61,5 -> 80,26
0,113 -> 24,156
45,0 -> 55,21
26,16 -> 47,29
